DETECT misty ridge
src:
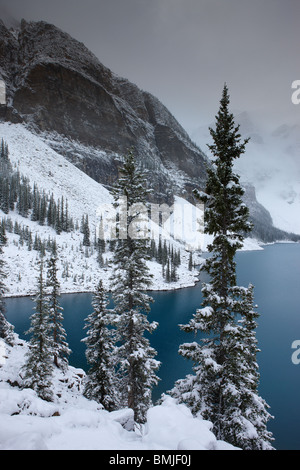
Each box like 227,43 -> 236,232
191,110 -> 300,237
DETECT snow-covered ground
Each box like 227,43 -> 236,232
0,334 -> 237,450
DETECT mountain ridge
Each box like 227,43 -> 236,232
0,18 -> 208,205
191,111 -> 300,236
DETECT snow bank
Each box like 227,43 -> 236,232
143,395 -> 237,450
192,113 -> 300,236
0,335 -> 238,451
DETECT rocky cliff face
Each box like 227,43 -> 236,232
0,18 -> 296,242
0,19 -> 207,204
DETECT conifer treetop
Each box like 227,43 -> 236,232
208,83 -> 250,165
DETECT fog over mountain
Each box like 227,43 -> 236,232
0,0 -> 299,132
191,112 -> 300,235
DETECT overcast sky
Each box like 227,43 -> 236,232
0,0 -> 299,134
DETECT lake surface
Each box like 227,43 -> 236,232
5,243 -> 300,450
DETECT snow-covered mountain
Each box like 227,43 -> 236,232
0,18 -> 294,243
0,333 -> 237,450
191,112 -> 300,236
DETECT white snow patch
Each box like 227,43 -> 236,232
0,121 -> 263,299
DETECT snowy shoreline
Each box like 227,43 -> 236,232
4,238 -> 297,301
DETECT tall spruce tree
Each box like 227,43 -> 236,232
47,246 -> 71,370
82,280 -> 119,411
110,149 -> 160,424
22,258 -> 54,402
170,85 -> 273,450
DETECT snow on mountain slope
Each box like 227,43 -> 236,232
0,334 -> 237,451
163,196 -> 262,252
255,124 -> 300,235
0,122 -> 113,228
0,121 -> 262,298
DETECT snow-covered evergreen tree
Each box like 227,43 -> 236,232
47,247 -> 71,370
0,225 -> 14,345
110,149 -> 160,424
170,85 -> 273,450
82,280 -> 119,411
22,258 -> 54,402
226,284 -> 274,449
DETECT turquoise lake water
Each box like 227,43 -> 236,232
5,243 -> 300,450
